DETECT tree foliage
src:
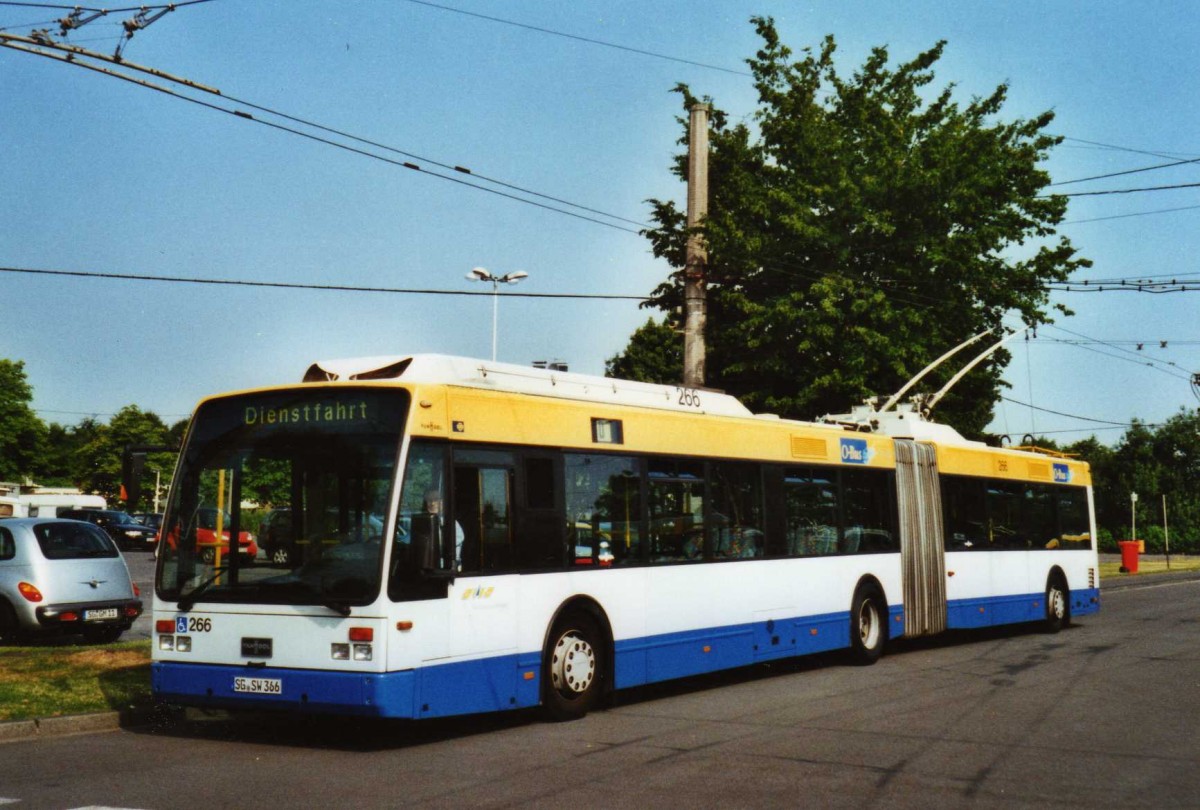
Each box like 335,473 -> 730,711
1067,411 -> 1200,553
605,318 -> 681,383
615,18 -> 1090,435
0,360 -> 46,481
0,359 -> 185,511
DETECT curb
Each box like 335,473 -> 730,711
0,705 -> 171,745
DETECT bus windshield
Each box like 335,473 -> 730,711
156,387 -> 409,610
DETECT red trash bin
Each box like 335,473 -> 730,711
1118,540 -> 1140,574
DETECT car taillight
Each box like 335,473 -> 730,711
17,582 -> 43,602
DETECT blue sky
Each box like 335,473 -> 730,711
2,0 -> 1198,442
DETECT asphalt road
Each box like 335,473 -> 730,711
6,577 -> 1199,809
123,549 -> 157,641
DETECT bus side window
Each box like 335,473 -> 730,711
1057,486 -> 1091,549
986,481 -> 1024,549
1025,483 -> 1057,550
709,462 -> 764,559
564,454 -> 642,567
942,476 -> 987,550
841,469 -> 896,553
647,459 -> 704,563
453,463 -> 514,573
783,467 -> 838,556
515,455 -> 565,571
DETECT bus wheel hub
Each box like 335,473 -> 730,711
551,631 -> 595,695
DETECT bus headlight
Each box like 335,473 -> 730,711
353,643 -> 373,662
331,643 -> 350,661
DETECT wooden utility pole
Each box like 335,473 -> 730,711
683,102 -> 710,388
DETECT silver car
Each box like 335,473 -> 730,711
0,518 -> 143,644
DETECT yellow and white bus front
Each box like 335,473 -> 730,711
152,385 -> 432,717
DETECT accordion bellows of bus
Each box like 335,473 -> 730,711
151,354 -> 1099,721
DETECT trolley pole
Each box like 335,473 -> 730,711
682,102 -> 710,389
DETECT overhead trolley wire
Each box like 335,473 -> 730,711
1043,323 -> 1193,382
0,1 -> 212,12
0,265 -> 652,301
400,0 -> 752,77
998,395 -> 1142,427
1051,156 -> 1200,187
1045,181 -> 1200,199
0,33 -> 648,234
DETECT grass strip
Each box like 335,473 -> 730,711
1099,558 -> 1200,579
0,639 -> 151,722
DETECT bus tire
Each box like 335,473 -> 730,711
848,584 -> 887,666
1044,574 -> 1070,633
542,611 -> 605,722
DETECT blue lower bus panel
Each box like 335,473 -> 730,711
153,593 -> 1097,719
946,587 -> 1100,629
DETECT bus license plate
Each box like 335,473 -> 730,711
84,608 -> 118,621
233,677 -> 282,695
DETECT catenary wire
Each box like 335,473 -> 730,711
0,37 -> 644,234
400,0 -> 752,77
0,34 -> 652,229
998,395 -> 1139,427
0,265 -> 652,301
0,1 -> 212,11
1062,204 -> 1200,225
1050,157 -> 1200,187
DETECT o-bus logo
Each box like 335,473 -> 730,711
461,586 -> 495,601
1053,463 -> 1071,483
840,438 -> 870,465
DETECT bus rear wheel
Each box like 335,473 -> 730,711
542,612 -> 605,722
1044,576 -> 1070,633
848,585 -> 887,666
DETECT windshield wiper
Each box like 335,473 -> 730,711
253,577 -> 354,617
177,565 -> 231,612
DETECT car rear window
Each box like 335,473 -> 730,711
0,527 -> 13,560
33,522 -> 119,560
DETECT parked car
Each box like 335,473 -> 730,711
0,518 -> 143,644
130,512 -> 163,532
161,507 -> 258,564
57,509 -> 158,551
257,508 -> 383,566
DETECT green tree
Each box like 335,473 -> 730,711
623,18 -> 1089,435
76,405 -> 174,508
0,360 -> 47,480
605,317 -> 681,383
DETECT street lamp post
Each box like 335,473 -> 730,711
466,267 -> 528,361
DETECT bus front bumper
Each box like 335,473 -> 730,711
151,662 -> 417,718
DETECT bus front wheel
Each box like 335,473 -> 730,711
848,585 -> 887,666
542,612 -> 605,722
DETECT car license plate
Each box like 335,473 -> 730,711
233,677 -> 282,695
84,608 -> 118,621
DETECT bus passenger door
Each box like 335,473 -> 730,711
895,440 -> 947,637
448,454 -> 519,658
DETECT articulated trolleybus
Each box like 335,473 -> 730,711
152,354 -> 1099,720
